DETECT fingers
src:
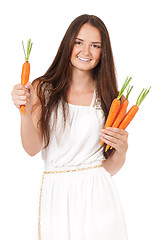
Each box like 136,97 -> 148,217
100,135 -> 118,149
100,129 -> 118,149
11,83 -> 32,109
100,128 -> 128,140
99,127 -> 128,153
104,127 -> 127,136
14,89 -> 30,98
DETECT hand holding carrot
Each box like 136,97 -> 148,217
11,82 -> 33,116
100,85 -> 151,153
20,39 -> 33,115
105,85 -> 133,151
100,76 -> 132,146
100,127 -> 128,154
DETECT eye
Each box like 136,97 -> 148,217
74,41 -> 83,45
92,44 -> 101,49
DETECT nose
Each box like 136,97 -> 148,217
82,44 -> 91,55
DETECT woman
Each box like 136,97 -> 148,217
11,14 -> 128,240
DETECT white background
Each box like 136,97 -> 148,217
0,0 -> 159,239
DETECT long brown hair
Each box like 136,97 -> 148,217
32,14 -> 118,158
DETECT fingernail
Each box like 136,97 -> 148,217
25,82 -> 30,88
101,129 -> 106,132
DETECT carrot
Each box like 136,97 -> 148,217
112,86 -> 133,128
118,105 -> 139,130
105,85 -> 133,151
105,86 -> 151,152
20,39 -> 33,115
119,87 -> 151,130
101,76 -> 132,146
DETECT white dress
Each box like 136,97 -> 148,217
39,89 -> 128,240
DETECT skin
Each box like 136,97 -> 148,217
100,127 -> 128,176
11,82 -> 43,156
70,23 -> 102,72
67,23 -> 102,105
69,24 -> 128,175
11,23 -> 128,175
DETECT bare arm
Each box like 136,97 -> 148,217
11,81 -> 43,156
102,150 -> 127,176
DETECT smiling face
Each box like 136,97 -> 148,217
70,23 -> 102,72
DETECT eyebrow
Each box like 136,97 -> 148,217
75,38 -> 102,44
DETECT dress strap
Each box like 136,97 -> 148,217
90,89 -> 96,107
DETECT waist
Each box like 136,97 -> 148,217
44,161 -> 103,174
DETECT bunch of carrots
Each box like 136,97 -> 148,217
20,39 -> 33,115
101,76 -> 151,152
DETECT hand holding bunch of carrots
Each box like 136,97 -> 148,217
100,77 -> 151,153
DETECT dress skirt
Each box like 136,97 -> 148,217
38,164 -> 128,240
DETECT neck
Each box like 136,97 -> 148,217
70,68 -> 95,92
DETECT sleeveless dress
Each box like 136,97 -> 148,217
39,89 -> 128,240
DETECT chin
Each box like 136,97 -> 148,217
73,63 -> 97,72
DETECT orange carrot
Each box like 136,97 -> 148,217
105,86 -> 151,151
113,100 -> 129,127
119,105 -> 139,130
101,99 -> 120,146
101,76 -> 132,146
105,85 -> 133,151
105,100 -> 129,151
21,61 -> 30,85
20,39 -> 33,115
119,87 -> 151,130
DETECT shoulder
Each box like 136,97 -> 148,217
32,78 -> 42,94
31,79 -> 43,119
32,78 -> 49,103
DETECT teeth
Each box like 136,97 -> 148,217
77,56 -> 92,62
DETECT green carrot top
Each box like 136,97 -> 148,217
125,85 -> 133,100
22,38 -> 33,62
136,86 -> 151,106
117,76 -> 132,100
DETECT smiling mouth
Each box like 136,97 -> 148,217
77,56 -> 92,62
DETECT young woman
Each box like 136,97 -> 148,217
11,14 -> 128,240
